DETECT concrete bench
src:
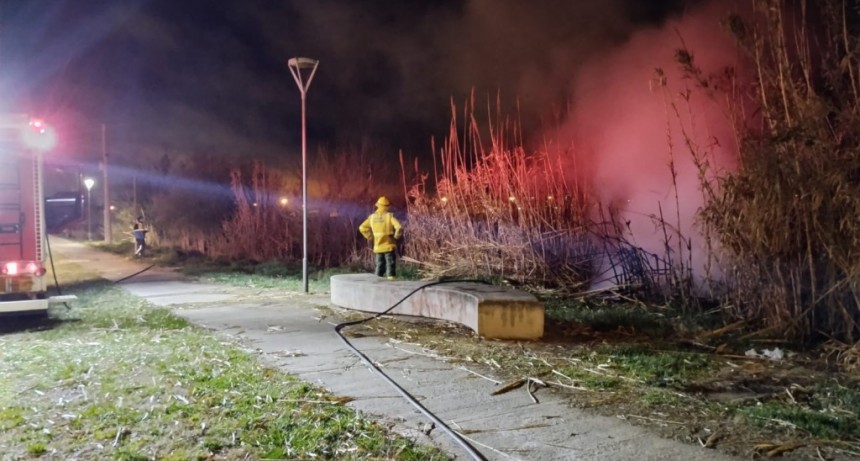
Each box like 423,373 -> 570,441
330,274 -> 544,340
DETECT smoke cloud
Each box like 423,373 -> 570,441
4,0 -> 709,161
283,0 -> 700,154
549,1 -> 746,280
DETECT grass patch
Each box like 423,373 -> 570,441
175,257 -> 339,292
640,389 -> 685,407
553,343 -> 714,392
193,269 -> 333,292
543,297 -> 674,336
739,380 -> 860,440
0,407 -> 25,430
0,271 -> 447,460
175,257 -> 424,293
742,402 -> 860,440
604,345 -> 715,388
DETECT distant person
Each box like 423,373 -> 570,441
358,196 -> 402,280
132,217 -> 148,257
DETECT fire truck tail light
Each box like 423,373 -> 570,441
1,261 -> 46,276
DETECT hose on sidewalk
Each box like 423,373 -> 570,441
44,233 -> 72,309
113,264 -> 156,283
45,234 -> 156,303
333,278 -> 492,461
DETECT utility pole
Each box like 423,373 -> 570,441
102,123 -> 111,243
132,175 -> 137,214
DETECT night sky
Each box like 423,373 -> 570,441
0,0 -> 699,168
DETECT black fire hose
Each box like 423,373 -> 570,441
333,279 -> 492,461
44,233 -> 155,295
113,264 -> 156,283
44,233 -> 66,304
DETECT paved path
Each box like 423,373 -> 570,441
49,237 -> 736,461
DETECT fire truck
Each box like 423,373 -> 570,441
0,113 -> 75,315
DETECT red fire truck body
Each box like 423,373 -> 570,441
0,114 -> 52,314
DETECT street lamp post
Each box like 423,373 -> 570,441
84,177 -> 95,241
288,57 -> 319,294
102,123 -> 111,244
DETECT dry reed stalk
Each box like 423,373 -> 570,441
822,340 -> 860,376
404,97 -> 596,287
215,148 -> 388,267
687,0 -> 860,341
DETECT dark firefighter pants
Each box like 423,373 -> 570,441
135,238 -> 146,256
374,251 -> 396,278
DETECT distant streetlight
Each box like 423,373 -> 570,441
84,177 -> 95,240
288,56 -> 319,294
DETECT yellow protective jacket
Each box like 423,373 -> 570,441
358,207 -> 402,254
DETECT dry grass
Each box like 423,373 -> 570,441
402,95 -> 600,289
212,151 -> 389,266
822,340 -> 860,377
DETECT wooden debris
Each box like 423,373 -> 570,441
491,377 -> 527,395
700,431 -> 721,448
754,442 -> 805,457
697,320 -> 746,341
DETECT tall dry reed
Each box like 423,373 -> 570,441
216,154 -> 383,267
699,0 -> 860,341
403,94 -> 600,289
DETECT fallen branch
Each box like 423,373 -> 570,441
753,442 -> 805,457
697,320 -> 746,341
491,377 -> 527,396
699,431 -> 721,448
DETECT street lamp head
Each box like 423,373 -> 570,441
288,57 -> 319,93
84,178 -> 95,190
288,57 -> 318,69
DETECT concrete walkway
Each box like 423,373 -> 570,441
48,237 -> 736,461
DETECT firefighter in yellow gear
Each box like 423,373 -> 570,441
358,196 -> 403,279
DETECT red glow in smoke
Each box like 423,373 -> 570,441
550,3 -> 748,281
